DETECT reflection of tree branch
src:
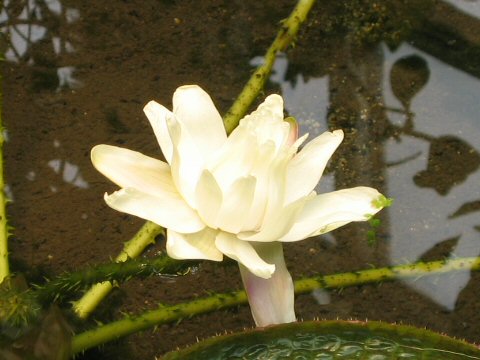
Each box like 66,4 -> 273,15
395,126 -> 435,142
386,151 -> 422,167
0,19 -> 45,27
383,105 -> 435,142
11,24 -> 32,43
408,1 -> 480,79
449,200 -> 480,219
383,104 -> 480,195
1,0 -> 78,64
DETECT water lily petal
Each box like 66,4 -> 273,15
208,130 -> 259,190
167,228 -> 223,261
216,175 -> 256,233
239,242 -> 295,326
259,150 -> 291,227
143,100 -> 174,163
279,187 -> 383,242
241,141 -> 277,230
104,187 -> 205,234
195,169 -> 223,228
166,115 -> 204,207
285,130 -> 344,204
215,232 -> 275,279
91,145 -> 176,196
173,85 -> 227,159
238,193 -> 311,242
251,135 -> 308,230
239,94 -> 290,152
284,116 -> 299,147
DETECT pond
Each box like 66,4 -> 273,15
1,0 -> 480,358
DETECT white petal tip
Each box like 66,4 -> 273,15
174,84 -> 207,99
143,100 -> 161,114
90,145 -> 101,164
332,129 -> 344,138
103,189 -> 123,203
265,93 -> 283,102
90,144 -> 111,165
253,264 -> 276,279
176,84 -> 201,91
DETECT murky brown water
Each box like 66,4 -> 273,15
2,0 -> 480,358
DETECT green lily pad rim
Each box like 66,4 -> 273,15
161,319 -> 480,359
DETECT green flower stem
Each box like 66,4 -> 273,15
0,69 -> 9,284
293,256 -> 480,293
72,290 -> 248,355
71,256 -> 480,354
35,254 -> 194,305
0,255 -> 195,328
72,221 -> 164,319
223,0 -> 317,134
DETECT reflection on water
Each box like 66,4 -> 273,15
0,0 -> 82,90
3,0 -> 480,356
413,136 -> 480,195
389,54 -> 430,120
46,138 -> 89,190
47,159 -> 89,190
384,44 -> 480,309
252,55 -> 330,138
56,66 -> 82,90
311,288 -> 331,306
271,39 -> 480,309
444,0 -> 480,18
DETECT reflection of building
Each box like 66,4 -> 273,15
0,0 -> 82,90
267,1 -> 480,310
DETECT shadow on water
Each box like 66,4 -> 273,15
1,0 -> 480,358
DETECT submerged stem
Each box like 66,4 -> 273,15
0,69 -> 9,284
35,253 -> 194,305
72,222 -> 164,318
71,256 -> 480,354
223,0 -> 317,134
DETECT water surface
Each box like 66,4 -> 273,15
2,0 -> 480,358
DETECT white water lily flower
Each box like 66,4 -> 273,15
91,85 -> 386,327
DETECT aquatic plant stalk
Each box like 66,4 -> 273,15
223,0 -> 317,134
0,70 -> 9,284
35,254 -> 195,304
72,221 -> 164,318
0,256 -> 197,328
71,256 -> 480,354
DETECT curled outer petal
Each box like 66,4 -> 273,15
91,144 -> 176,196
104,188 -> 205,234
172,85 -> 227,160
279,187 -> 384,242
143,101 -> 175,163
215,232 -> 275,279
165,115 -> 204,207
166,228 -> 223,261
284,130 -> 344,205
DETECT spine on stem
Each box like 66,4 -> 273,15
223,0 -> 317,133
70,256 -> 480,354
72,221 -> 164,318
